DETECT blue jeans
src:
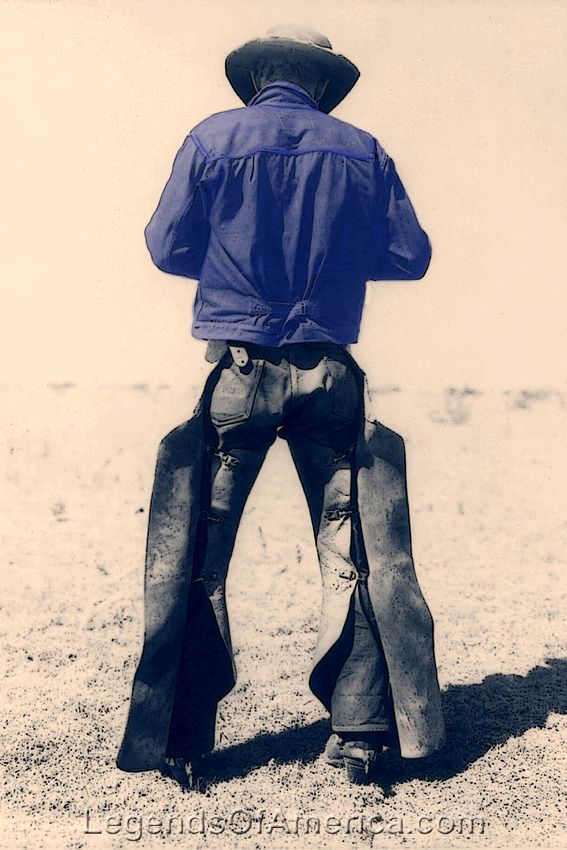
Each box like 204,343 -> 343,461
177,342 -> 392,738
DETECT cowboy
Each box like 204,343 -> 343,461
116,24 -> 445,788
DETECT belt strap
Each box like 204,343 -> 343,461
228,345 -> 249,367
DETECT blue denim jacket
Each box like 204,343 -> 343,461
145,82 -> 431,346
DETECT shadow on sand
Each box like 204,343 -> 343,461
203,658 -> 567,794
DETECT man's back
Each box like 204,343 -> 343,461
145,81 -> 431,347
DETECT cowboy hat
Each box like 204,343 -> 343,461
225,25 -> 359,114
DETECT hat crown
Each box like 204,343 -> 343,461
265,24 -> 332,50
225,24 -> 358,114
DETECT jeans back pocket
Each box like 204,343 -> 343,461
209,359 -> 264,426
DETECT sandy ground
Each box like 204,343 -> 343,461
0,381 -> 565,849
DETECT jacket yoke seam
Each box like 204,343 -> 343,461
190,131 -> 209,158
203,146 -> 375,165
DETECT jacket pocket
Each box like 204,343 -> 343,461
209,359 -> 264,426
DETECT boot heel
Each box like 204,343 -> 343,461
163,757 -> 201,791
344,755 -> 375,784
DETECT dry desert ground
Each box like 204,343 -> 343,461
0,381 -> 565,849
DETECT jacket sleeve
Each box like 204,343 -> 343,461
368,149 -> 432,281
144,134 -> 210,279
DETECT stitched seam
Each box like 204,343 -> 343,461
206,147 -> 374,164
162,137 -> 208,262
190,131 -> 209,158
252,103 -> 319,111
194,317 -> 355,330
372,138 -> 389,173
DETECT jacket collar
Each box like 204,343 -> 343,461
247,81 -> 320,110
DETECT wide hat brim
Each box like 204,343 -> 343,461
225,38 -> 359,114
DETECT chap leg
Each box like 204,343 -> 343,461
289,441 -> 392,732
167,442 -> 270,757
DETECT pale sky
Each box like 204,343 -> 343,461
1,0 -> 566,388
